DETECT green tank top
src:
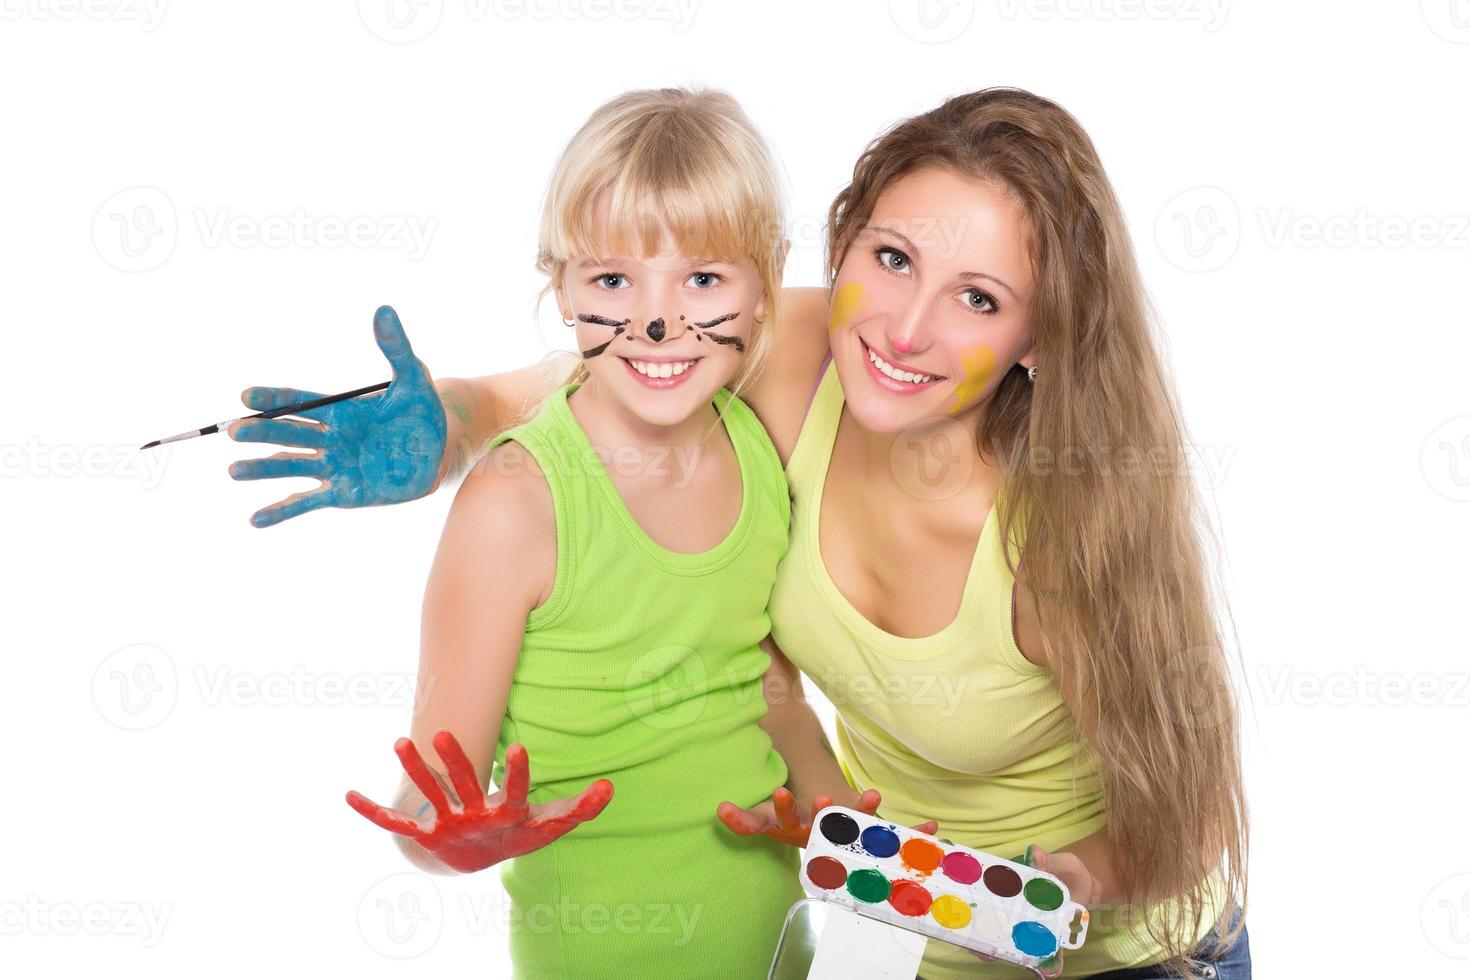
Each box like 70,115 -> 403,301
768,361 -> 1222,978
484,383 -> 801,980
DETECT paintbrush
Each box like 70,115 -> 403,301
139,381 -> 390,450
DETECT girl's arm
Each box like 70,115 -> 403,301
716,635 -> 937,847
347,442 -> 611,874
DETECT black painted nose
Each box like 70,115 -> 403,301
646,318 -> 665,342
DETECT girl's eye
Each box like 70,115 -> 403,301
962,288 -> 999,315
875,245 -> 911,275
686,271 -> 722,288
596,274 -> 629,290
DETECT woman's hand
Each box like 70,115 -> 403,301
1026,844 -> 1102,906
346,730 -> 614,874
228,305 -> 447,527
716,787 -> 938,849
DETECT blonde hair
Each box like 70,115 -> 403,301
830,89 -> 1248,977
536,87 -> 785,400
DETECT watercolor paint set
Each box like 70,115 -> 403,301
797,805 -> 1089,972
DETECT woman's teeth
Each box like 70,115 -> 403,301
868,346 -> 937,384
628,358 -> 696,378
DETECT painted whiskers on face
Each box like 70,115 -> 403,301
578,314 -> 631,358
687,311 -> 745,353
580,310 -> 747,358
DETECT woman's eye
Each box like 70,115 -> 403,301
963,288 -> 999,314
686,272 -> 721,288
875,246 -> 911,274
597,274 -> 628,290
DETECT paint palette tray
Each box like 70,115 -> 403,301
799,805 -> 1089,971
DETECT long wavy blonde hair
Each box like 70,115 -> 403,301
828,88 -> 1248,975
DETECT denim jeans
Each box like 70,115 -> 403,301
1081,910 -> 1251,980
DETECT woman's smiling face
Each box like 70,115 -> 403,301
827,166 -> 1037,434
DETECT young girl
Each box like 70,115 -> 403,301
343,89 -> 816,979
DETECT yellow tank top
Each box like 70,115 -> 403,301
767,361 -> 1219,977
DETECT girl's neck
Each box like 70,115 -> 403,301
568,376 -> 723,463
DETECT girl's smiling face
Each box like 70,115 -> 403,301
827,167 -> 1037,434
556,221 -> 765,429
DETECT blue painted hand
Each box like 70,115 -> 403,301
228,305 -> 447,527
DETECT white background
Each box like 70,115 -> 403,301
3,1 -> 1469,976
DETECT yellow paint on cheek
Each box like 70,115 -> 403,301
946,346 -> 997,414
829,282 -> 866,332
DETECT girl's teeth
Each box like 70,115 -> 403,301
868,346 -> 934,384
630,359 -> 694,378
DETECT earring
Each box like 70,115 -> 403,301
561,315 -> 577,328
1027,365 -> 1038,382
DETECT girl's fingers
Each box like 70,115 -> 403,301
812,793 -> 833,816
499,743 -> 531,810
855,789 -> 882,815
566,778 -> 615,822
394,737 -> 452,814
913,821 -> 939,835
715,801 -> 771,836
771,788 -> 803,837
345,790 -> 425,840
432,730 -> 487,811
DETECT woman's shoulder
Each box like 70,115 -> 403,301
745,286 -> 832,464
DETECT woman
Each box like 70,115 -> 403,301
230,88 -> 1249,979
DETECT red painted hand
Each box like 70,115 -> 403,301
716,787 -> 939,849
346,731 -> 614,874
